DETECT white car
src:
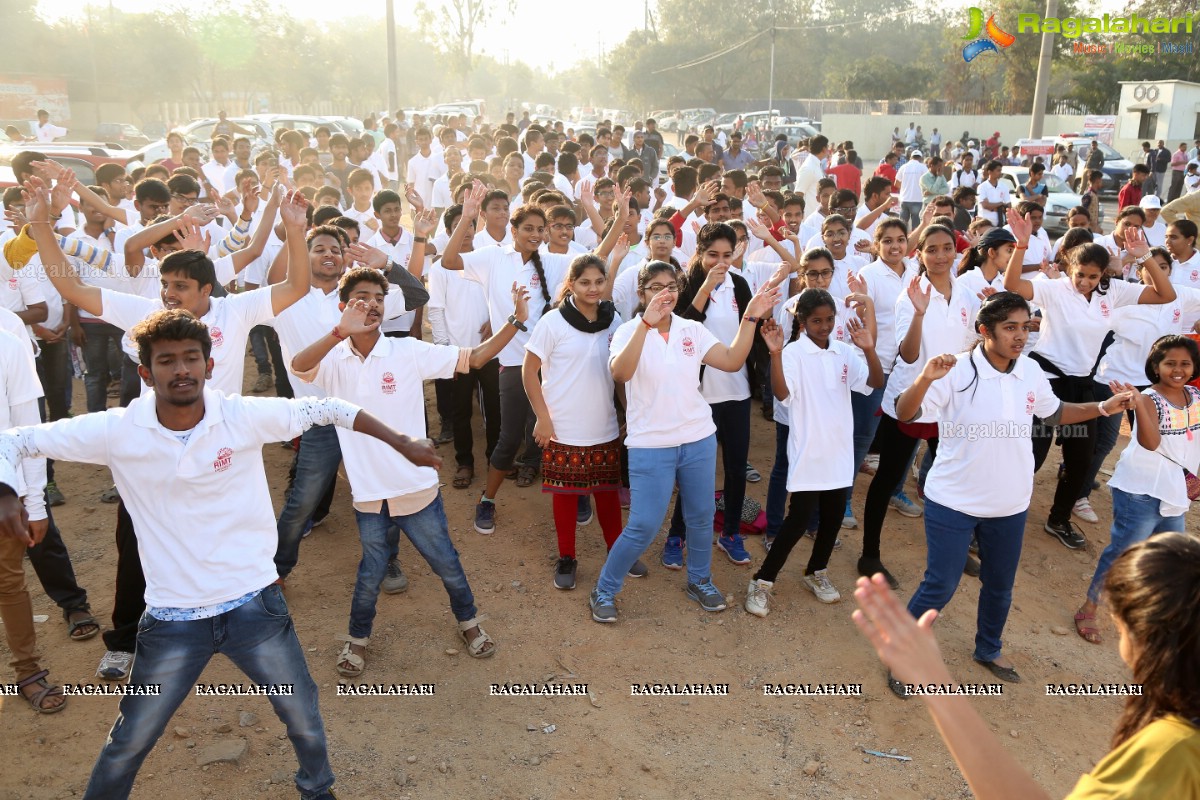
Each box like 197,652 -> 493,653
999,166 -> 1081,235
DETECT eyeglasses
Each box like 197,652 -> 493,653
644,283 -> 680,293
550,223 -> 575,231
648,233 -> 675,241
831,207 -> 856,215
803,269 -> 834,279
171,193 -> 199,207
736,236 -> 750,243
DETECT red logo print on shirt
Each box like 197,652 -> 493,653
1173,308 -> 1182,325
381,371 -> 397,395
1192,270 -> 1199,283
960,307 -> 969,327
1099,300 -> 1110,319
682,337 -> 695,357
1026,390 -> 1036,416
6,278 -> 16,291
213,447 -> 233,473
528,272 -> 540,288
209,326 -> 224,348
841,364 -> 848,384
835,325 -> 845,341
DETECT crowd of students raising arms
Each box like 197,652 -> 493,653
0,113 -> 1198,798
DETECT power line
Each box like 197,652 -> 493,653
650,28 -> 769,73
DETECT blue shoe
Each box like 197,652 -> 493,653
474,499 -> 496,534
577,495 -> 593,526
889,492 -> 923,518
661,536 -> 684,570
716,534 -> 751,565
301,518 -> 314,540
589,587 -> 617,622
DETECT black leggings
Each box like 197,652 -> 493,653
861,414 -> 937,563
755,488 -> 846,582
1032,375 -> 1097,525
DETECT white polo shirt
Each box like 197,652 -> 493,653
1029,276 -> 1143,376
473,228 -> 513,250
460,245 -> 572,367
1170,249 -> 1200,289
303,336 -> 459,503
427,262 -> 489,348
364,228 -> 415,334
857,259 -> 917,374
699,273 -> 751,404
922,350 -> 1061,517
1095,287 -> 1200,385
0,328 -> 45,507
780,334 -> 872,491
525,306 -> 622,446
99,288 -> 275,395
406,151 -> 443,207
610,314 -> 720,448
976,179 -> 1011,226
342,205 -> 380,236
883,275 -> 977,421
895,159 -> 927,203
0,390 -> 354,607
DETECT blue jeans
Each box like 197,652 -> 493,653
669,398 -> 750,539
597,434 -> 717,594
275,425 -> 343,578
349,493 -> 476,639
1079,381 -> 1143,501
766,422 -> 789,538
851,384 -> 885,478
83,585 -> 333,800
900,201 -> 922,230
80,321 -> 125,413
1086,488 -> 1184,603
907,498 -> 1026,662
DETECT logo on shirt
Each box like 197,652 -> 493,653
682,336 -> 695,357
1173,307 -> 1181,325
960,306 -> 969,327
1098,299 -> 1110,318
213,447 -> 234,473
381,371 -> 396,395
1026,390 -> 1036,415
1192,270 -> 1198,283
841,364 -> 849,384
209,325 -> 224,348
835,324 -> 845,341
528,272 -> 540,288
6,277 -> 16,291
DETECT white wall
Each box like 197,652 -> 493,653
822,114 -> 1092,161
1114,81 -> 1200,157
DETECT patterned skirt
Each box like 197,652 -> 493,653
541,437 -> 623,494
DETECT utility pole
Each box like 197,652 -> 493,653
1028,0 -> 1057,138
386,0 -> 398,115
767,0 -> 776,125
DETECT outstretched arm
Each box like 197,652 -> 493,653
270,192 -> 314,315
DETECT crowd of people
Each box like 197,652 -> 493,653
0,106 -> 1198,798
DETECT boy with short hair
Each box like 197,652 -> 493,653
342,168 -> 380,234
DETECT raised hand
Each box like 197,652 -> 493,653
20,177 -> 51,224
215,189 -> 237,220
976,286 -> 998,302
611,233 -> 630,266
732,239 -> 747,262
906,275 -> 932,315
338,298 -> 379,336
760,317 -> 785,352
851,575 -> 950,688
764,262 -> 791,291
641,287 -> 675,326
854,238 -> 875,255
1005,207 -> 1032,244
462,180 -> 486,219
746,284 -> 782,318
183,204 -> 220,225
847,270 -> 868,295
4,208 -> 27,229
745,182 -> 765,210
846,316 -> 875,351
174,220 -> 212,253
701,262 -> 729,294
48,168 -> 78,217
919,353 -> 958,381
510,282 -> 530,323
920,201 -> 938,226
240,177 -> 261,217
1123,226 -> 1150,259
1041,259 -> 1061,280
346,241 -> 388,270
278,190 -> 309,229
404,182 -> 424,213
747,217 -> 773,242
413,208 -> 439,239
579,180 -> 595,208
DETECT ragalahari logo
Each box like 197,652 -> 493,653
962,7 -> 1015,61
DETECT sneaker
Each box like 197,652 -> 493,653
300,518 -> 314,539
745,463 -> 762,482
554,557 -> 578,590
686,579 -> 728,612
1072,498 -> 1099,524
857,557 -> 900,590
889,492 -> 923,518
1045,519 -> 1086,550
745,579 -> 773,617
252,373 -> 272,393
716,534 -> 752,565
842,500 -> 858,530
589,587 -> 617,622
661,536 -> 684,570
381,560 -> 409,594
577,495 -> 593,526
100,485 -> 120,504
618,487 -> 631,509
474,499 -> 496,535
434,422 -> 454,445
45,481 -> 65,507
801,569 -> 842,603
860,454 -> 879,475
762,535 -> 775,553
802,529 -> 842,550
626,559 -> 648,578
97,650 -> 134,680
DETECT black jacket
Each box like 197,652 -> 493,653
676,267 -> 765,399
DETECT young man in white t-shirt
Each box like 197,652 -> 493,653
406,127 -> 443,209
976,159 -> 1011,226
0,307 -> 435,798
341,169 -> 381,236
291,267 -> 530,674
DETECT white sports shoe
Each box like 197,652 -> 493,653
801,570 -> 842,604
745,579 -> 773,617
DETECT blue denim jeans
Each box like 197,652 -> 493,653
900,201 -> 923,231
668,398 -> 750,539
80,321 -> 125,413
83,585 -> 333,800
597,434 -> 717,594
766,422 -> 789,538
1079,381 -> 1143,502
275,424 -> 343,578
907,498 -> 1026,662
349,493 -> 477,639
851,384 -> 885,477
1086,487 -> 1184,603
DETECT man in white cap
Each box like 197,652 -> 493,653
1140,195 -> 1166,247
894,150 -> 927,230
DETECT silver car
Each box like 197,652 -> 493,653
1000,167 -> 1081,235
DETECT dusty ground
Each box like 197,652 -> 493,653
0,357 -> 1175,800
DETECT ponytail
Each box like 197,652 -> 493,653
528,247 -> 552,310
510,203 -> 553,310
956,245 -> 986,276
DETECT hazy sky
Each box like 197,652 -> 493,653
35,0 -> 651,71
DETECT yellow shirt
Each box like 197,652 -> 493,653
1065,715 -> 1200,799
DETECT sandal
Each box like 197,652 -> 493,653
515,466 -> 537,488
99,485 -> 120,504
336,635 -> 369,677
453,466 -> 474,490
745,464 -> 762,482
1074,611 -> 1102,645
457,616 -> 497,658
17,669 -> 66,714
65,608 -> 100,641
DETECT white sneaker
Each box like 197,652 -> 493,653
745,579 -> 773,617
1073,498 -> 1099,524
801,569 -> 842,604
97,650 -> 134,680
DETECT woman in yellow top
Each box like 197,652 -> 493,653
853,532 -> 1200,799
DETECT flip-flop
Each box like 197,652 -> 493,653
452,466 -> 474,489
1074,611 -> 1102,644
65,608 -> 100,641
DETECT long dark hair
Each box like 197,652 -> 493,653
914,224 -> 956,277
1055,228 -> 1094,267
555,254 -> 606,307
1104,533 -> 1200,747
634,260 -> 681,314
511,205 -> 551,307
958,291 -> 1030,399
1068,242 -> 1111,296
787,288 -> 837,344
957,238 -> 1008,276
684,222 -> 737,280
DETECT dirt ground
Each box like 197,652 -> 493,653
0,356 -> 1175,800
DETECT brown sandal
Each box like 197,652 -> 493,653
18,669 -> 66,714
515,465 -> 537,488
1074,611 -> 1102,644
453,466 -> 474,489
66,608 -> 100,641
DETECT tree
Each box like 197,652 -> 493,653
416,0 -> 515,93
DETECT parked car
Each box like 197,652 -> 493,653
0,143 -> 134,186
999,166 -> 1082,235
1053,135 -> 1132,196
95,123 -> 151,147
130,117 -> 274,164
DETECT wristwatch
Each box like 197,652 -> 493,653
507,314 -> 527,332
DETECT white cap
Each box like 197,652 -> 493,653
910,150 -> 923,159
1139,195 -> 1162,209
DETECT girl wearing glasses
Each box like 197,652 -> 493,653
612,217 -> 683,322
589,259 -> 779,622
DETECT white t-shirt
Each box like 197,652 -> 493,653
1108,386 -> 1200,515
895,159 -> 928,203
460,245 -> 572,367
1095,288 -> 1200,385
976,179 -> 1011,226
1029,276 -> 1143,376
473,228 -> 513,250
780,334 -> 872,490
36,122 -> 67,142
406,151 -> 444,207
1170,249 -> 1200,289
0,328 -> 44,503
376,139 -> 399,182
795,153 -> 825,201
364,229 -> 416,334
1050,163 -> 1074,185
342,205 -> 380,236
610,314 -> 720,448
857,259 -> 917,374
698,273 -> 750,404
202,159 -> 234,194
427,262 -> 489,348
524,306 -> 622,446
922,350 -> 1061,517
